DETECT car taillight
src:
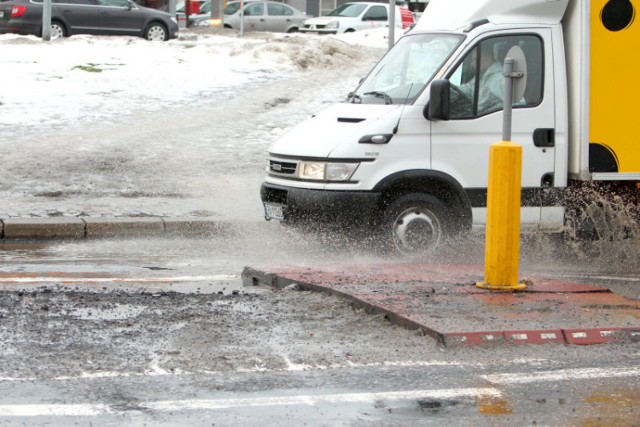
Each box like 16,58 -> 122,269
11,5 -> 27,18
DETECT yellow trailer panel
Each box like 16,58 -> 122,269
589,0 -> 640,174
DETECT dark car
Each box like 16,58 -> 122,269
0,0 -> 178,41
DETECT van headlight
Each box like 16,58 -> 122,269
298,161 -> 359,181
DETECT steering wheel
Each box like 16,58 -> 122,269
450,84 -> 471,104
448,84 -> 473,117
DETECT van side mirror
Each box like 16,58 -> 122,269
426,79 -> 450,121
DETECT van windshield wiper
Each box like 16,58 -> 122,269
363,91 -> 393,105
347,92 -> 362,103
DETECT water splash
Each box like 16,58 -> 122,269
562,181 -> 640,271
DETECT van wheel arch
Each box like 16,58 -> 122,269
372,171 -> 472,251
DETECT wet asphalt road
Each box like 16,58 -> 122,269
0,233 -> 638,426
1,30 -> 638,425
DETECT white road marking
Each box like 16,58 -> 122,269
0,404 -> 112,416
144,388 -> 502,411
2,365 -> 638,417
0,360 -> 478,384
0,388 -> 502,417
3,357 -> 638,384
483,366 -> 640,385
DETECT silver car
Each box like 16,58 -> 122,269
223,0 -> 307,33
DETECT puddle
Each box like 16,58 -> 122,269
0,242 -> 50,251
477,396 -> 513,415
578,386 -> 640,426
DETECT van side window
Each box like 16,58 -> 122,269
448,34 -> 544,119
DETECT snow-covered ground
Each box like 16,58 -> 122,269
0,29 -> 389,129
0,29 -> 388,219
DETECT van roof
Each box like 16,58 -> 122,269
415,0 -> 569,32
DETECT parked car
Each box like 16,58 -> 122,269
299,2 -> 413,35
175,0 -> 210,28
0,0 -> 178,41
222,0 -> 308,33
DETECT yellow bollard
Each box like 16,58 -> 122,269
476,140 -> 527,291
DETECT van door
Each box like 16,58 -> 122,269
430,30 -> 556,229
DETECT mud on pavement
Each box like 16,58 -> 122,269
0,286 -> 442,380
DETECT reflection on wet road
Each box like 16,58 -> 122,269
0,235 -> 638,425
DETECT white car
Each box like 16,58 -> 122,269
299,2 -> 413,35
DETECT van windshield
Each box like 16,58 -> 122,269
350,33 -> 463,105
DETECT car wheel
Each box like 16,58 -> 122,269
145,22 -> 168,41
50,21 -> 66,39
380,193 -> 451,256
287,27 -> 298,33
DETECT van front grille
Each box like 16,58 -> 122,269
270,160 -> 297,175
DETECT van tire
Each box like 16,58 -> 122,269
380,193 -> 451,256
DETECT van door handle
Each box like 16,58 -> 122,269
533,128 -> 555,147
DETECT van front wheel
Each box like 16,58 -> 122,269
380,193 -> 450,256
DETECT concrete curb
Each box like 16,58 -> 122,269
242,266 -> 640,348
0,217 -> 240,240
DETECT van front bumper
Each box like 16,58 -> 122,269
260,182 -> 380,225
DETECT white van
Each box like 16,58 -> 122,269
262,0 -> 640,255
